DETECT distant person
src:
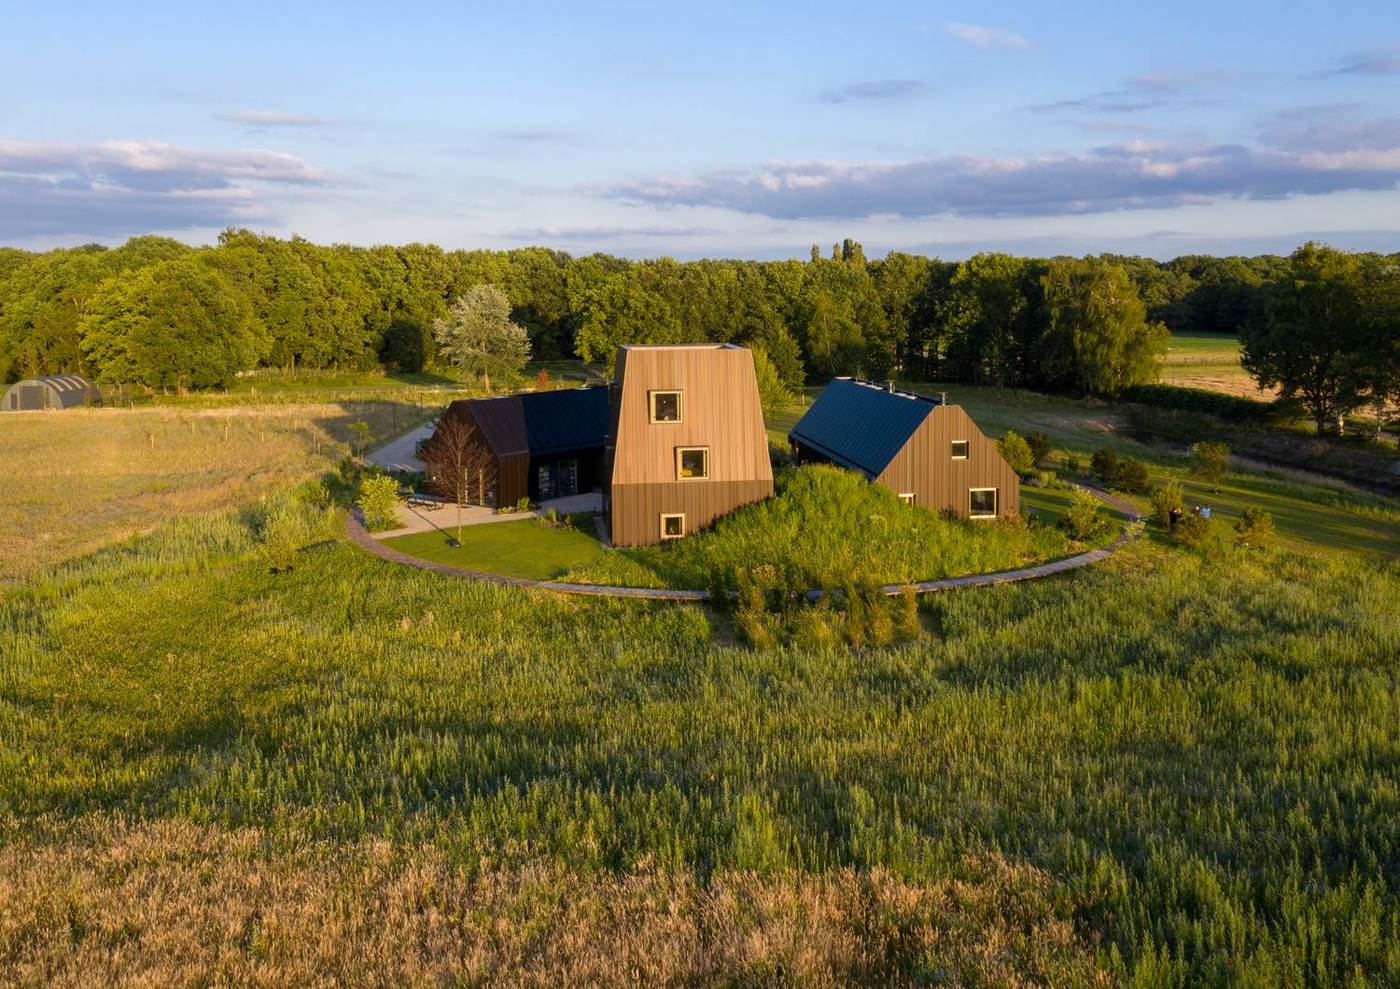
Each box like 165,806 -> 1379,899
1169,506 -> 1183,530
1201,505 -> 1212,520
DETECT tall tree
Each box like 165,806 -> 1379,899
80,258 -> 266,390
421,412 -> 498,537
1242,243 -> 1370,434
1040,257 -> 1168,395
432,284 -> 531,392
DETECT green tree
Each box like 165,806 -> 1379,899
1189,441 -> 1229,491
433,284 -> 531,391
804,290 -> 864,379
940,253 -> 1039,386
79,258 -> 266,390
751,347 -> 794,425
1241,243 -> 1370,434
1041,257 -> 1169,395
997,430 -> 1035,476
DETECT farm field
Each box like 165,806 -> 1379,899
1,376 -> 1397,986
0,398 -> 428,582
2,483 -> 1398,985
1158,331 -> 1275,399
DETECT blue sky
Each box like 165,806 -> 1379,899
3,0 -> 1399,258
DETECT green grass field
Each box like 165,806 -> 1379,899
564,466 -> 1083,591
2,372 -> 1398,985
382,515 -> 604,579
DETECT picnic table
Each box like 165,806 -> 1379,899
399,490 -> 444,511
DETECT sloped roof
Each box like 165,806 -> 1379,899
461,385 -> 610,459
788,378 -> 942,477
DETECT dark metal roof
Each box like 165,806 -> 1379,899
788,378 -> 941,477
459,385 -> 610,459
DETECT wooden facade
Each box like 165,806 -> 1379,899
607,344 -> 774,547
790,379 -> 1019,519
429,386 -> 609,507
872,404 -> 1019,518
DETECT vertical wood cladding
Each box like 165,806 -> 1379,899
609,345 -> 774,547
874,404 -> 1019,517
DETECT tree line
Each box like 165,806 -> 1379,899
0,232 -> 1395,426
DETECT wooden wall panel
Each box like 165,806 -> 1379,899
610,480 -> 774,547
875,405 -> 1019,518
608,345 -> 775,546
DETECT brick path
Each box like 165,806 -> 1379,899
345,486 -> 1142,602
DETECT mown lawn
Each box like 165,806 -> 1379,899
382,515 -> 604,580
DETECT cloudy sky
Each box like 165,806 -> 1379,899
3,0 -> 1399,259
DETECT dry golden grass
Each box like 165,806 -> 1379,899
0,401 -> 420,582
0,816 -> 1110,988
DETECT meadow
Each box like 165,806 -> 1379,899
1,487 -> 1397,985
564,465 -> 1082,591
1158,331 -> 1272,400
2,370 -> 1398,986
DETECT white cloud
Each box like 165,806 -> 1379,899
216,109 -> 329,127
947,22 -> 1031,51
0,139 -> 325,239
601,124 -> 1400,220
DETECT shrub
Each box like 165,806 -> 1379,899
357,473 -> 401,532
1172,511 -> 1210,547
1062,489 -> 1107,541
535,367 -> 551,389
1190,441 -> 1230,490
1121,383 -> 1274,423
1090,447 -> 1119,484
1027,431 -> 1053,467
1111,458 -> 1150,494
1062,453 -> 1084,475
1150,480 -> 1185,528
1234,507 -> 1276,549
998,430 -> 1035,476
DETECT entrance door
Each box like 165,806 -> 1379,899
555,459 -> 578,498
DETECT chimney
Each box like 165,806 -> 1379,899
886,379 -> 895,393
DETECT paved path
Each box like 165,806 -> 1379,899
346,485 -> 1143,602
374,492 -> 602,539
366,422 -> 434,474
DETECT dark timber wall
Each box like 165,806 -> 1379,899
875,404 -> 1020,518
608,344 -> 774,547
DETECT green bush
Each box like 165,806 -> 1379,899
1171,511 -> 1210,547
1234,507 -> 1276,549
1121,383 -> 1274,423
998,430 -> 1036,476
1150,480 -> 1185,528
1090,447 -> 1119,484
1111,458 -> 1150,494
356,473 -> 401,532
1190,441 -> 1230,490
1026,431 -> 1053,467
1062,489 -> 1107,540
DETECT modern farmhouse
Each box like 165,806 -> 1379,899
789,378 -> 1019,519
431,385 -> 611,507
605,343 -> 774,546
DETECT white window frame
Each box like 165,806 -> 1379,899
969,487 -> 998,519
951,440 -> 969,460
675,446 -> 709,481
649,389 -> 683,424
898,492 -> 915,505
660,513 -> 686,540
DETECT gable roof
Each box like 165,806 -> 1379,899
788,378 -> 943,478
458,385 -> 610,459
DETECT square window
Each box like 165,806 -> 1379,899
969,488 -> 998,518
649,390 -> 682,423
898,492 -> 915,505
951,440 -> 969,460
676,446 -> 709,480
660,513 -> 685,539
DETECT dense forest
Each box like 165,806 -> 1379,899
1,233 -> 1396,424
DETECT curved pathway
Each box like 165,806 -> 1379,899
345,487 -> 1143,602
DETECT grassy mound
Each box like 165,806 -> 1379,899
566,465 -> 1079,590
